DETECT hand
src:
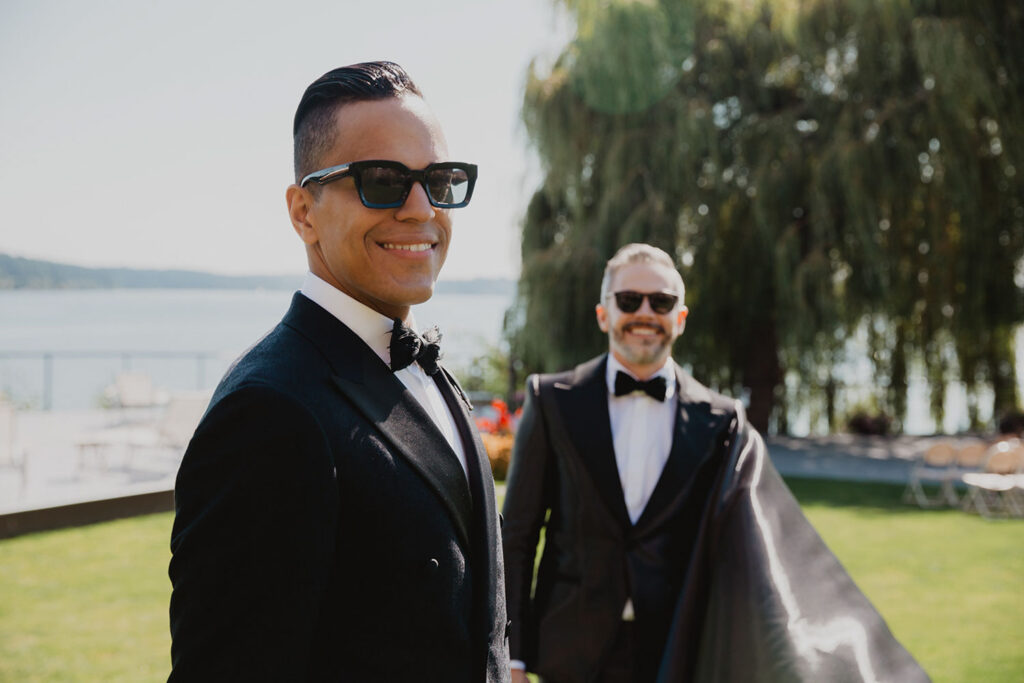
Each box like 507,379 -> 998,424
510,669 -> 530,683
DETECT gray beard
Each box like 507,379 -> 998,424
610,327 -> 669,366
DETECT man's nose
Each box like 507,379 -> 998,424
395,181 -> 436,222
636,296 -> 657,315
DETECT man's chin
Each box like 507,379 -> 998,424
616,348 -> 668,367
390,281 -> 436,307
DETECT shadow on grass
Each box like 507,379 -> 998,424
784,477 -> 929,512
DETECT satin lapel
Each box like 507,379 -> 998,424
435,367 -> 503,673
436,367 -> 495,516
281,293 -> 473,549
553,355 -> 631,529
634,364 -> 728,532
434,367 -> 500,594
330,368 -> 473,550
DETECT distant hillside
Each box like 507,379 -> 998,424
0,253 -> 514,295
0,253 -> 299,290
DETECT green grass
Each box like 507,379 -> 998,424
0,513 -> 172,682
0,480 -> 1021,681
788,478 -> 1024,682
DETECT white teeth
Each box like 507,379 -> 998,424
624,325 -> 661,336
381,243 -> 432,252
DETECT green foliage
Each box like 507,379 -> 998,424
455,341 -> 514,398
516,0 -> 1024,432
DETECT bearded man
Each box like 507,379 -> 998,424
502,243 -> 927,682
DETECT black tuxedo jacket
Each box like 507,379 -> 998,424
169,293 -> 509,682
503,354 -> 927,683
502,354 -> 737,683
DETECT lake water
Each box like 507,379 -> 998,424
1,288 -> 1020,435
0,289 -> 512,410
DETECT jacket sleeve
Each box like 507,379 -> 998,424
500,374 -> 555,668
657,407 -> 929,682
168,384 -> 338,682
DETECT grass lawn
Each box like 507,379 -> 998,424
788,478 -> 1024,682
0,478 -> 1021,681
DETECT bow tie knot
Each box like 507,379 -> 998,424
614,370 -> 667,402
389,319 -> 442,376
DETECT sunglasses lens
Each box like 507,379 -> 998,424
614,292 -> 643,313
426,166 -> 472,207
613,291 -> 678,314
359,166 -> 409,206
649,293 -> 678,314
343,162 -> 475,208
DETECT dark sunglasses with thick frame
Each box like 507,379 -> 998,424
299,159 -> 478,209
610,290 -> 680,315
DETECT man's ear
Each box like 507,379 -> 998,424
596,303 -> 609,333
286,184 -> 319,245
676,305 -> 688,333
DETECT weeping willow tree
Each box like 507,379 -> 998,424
512,0 -> 1024,433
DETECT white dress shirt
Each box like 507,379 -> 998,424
606,354 -> 677,524
300,272 -> 468,478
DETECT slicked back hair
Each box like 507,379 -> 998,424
599,243 -> 686,305
292,61 -> 423,185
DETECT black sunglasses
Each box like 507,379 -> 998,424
300,159 -> 477,209
611,290 -> 679,314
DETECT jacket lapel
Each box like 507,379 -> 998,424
433,368 -> 506,678
633,363 -> 731,531
435,366 -> 494,516
282,293 -> 474,550
553,355 -> 632,529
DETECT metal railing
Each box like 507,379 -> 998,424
0,351 -> 223,410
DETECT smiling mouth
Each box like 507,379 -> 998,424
379,242 -> 435,252
623,323 -> 665,336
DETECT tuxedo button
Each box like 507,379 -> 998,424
424,558 -> 439,575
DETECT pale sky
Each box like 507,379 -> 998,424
0,0 -> 573,279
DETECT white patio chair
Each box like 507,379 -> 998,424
955,441 -> 989,471
902,441 -> 958,507
124,391 -> 209,456
961,441 -> 1024,518
113,371 -> 159,408
76,391 -> 209,470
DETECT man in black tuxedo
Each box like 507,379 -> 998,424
168,62 -> 509,682
502,244 -> 926,682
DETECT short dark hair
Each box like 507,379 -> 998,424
292,61 -> 422,184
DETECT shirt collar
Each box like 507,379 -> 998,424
605,353 -> 677,400
300,271 -> 417,365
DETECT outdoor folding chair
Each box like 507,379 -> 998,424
955,441 -> 989,471
111,371 -> 159,408
961,441 -> 1024,518
944,440 -> 992,504
903,441 -> 959,507
75,390 -> 209,471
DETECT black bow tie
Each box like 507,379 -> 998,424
389,318 -> 442,376
614,371 -> 667,402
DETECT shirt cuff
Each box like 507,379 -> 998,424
510,660 -> 526,671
